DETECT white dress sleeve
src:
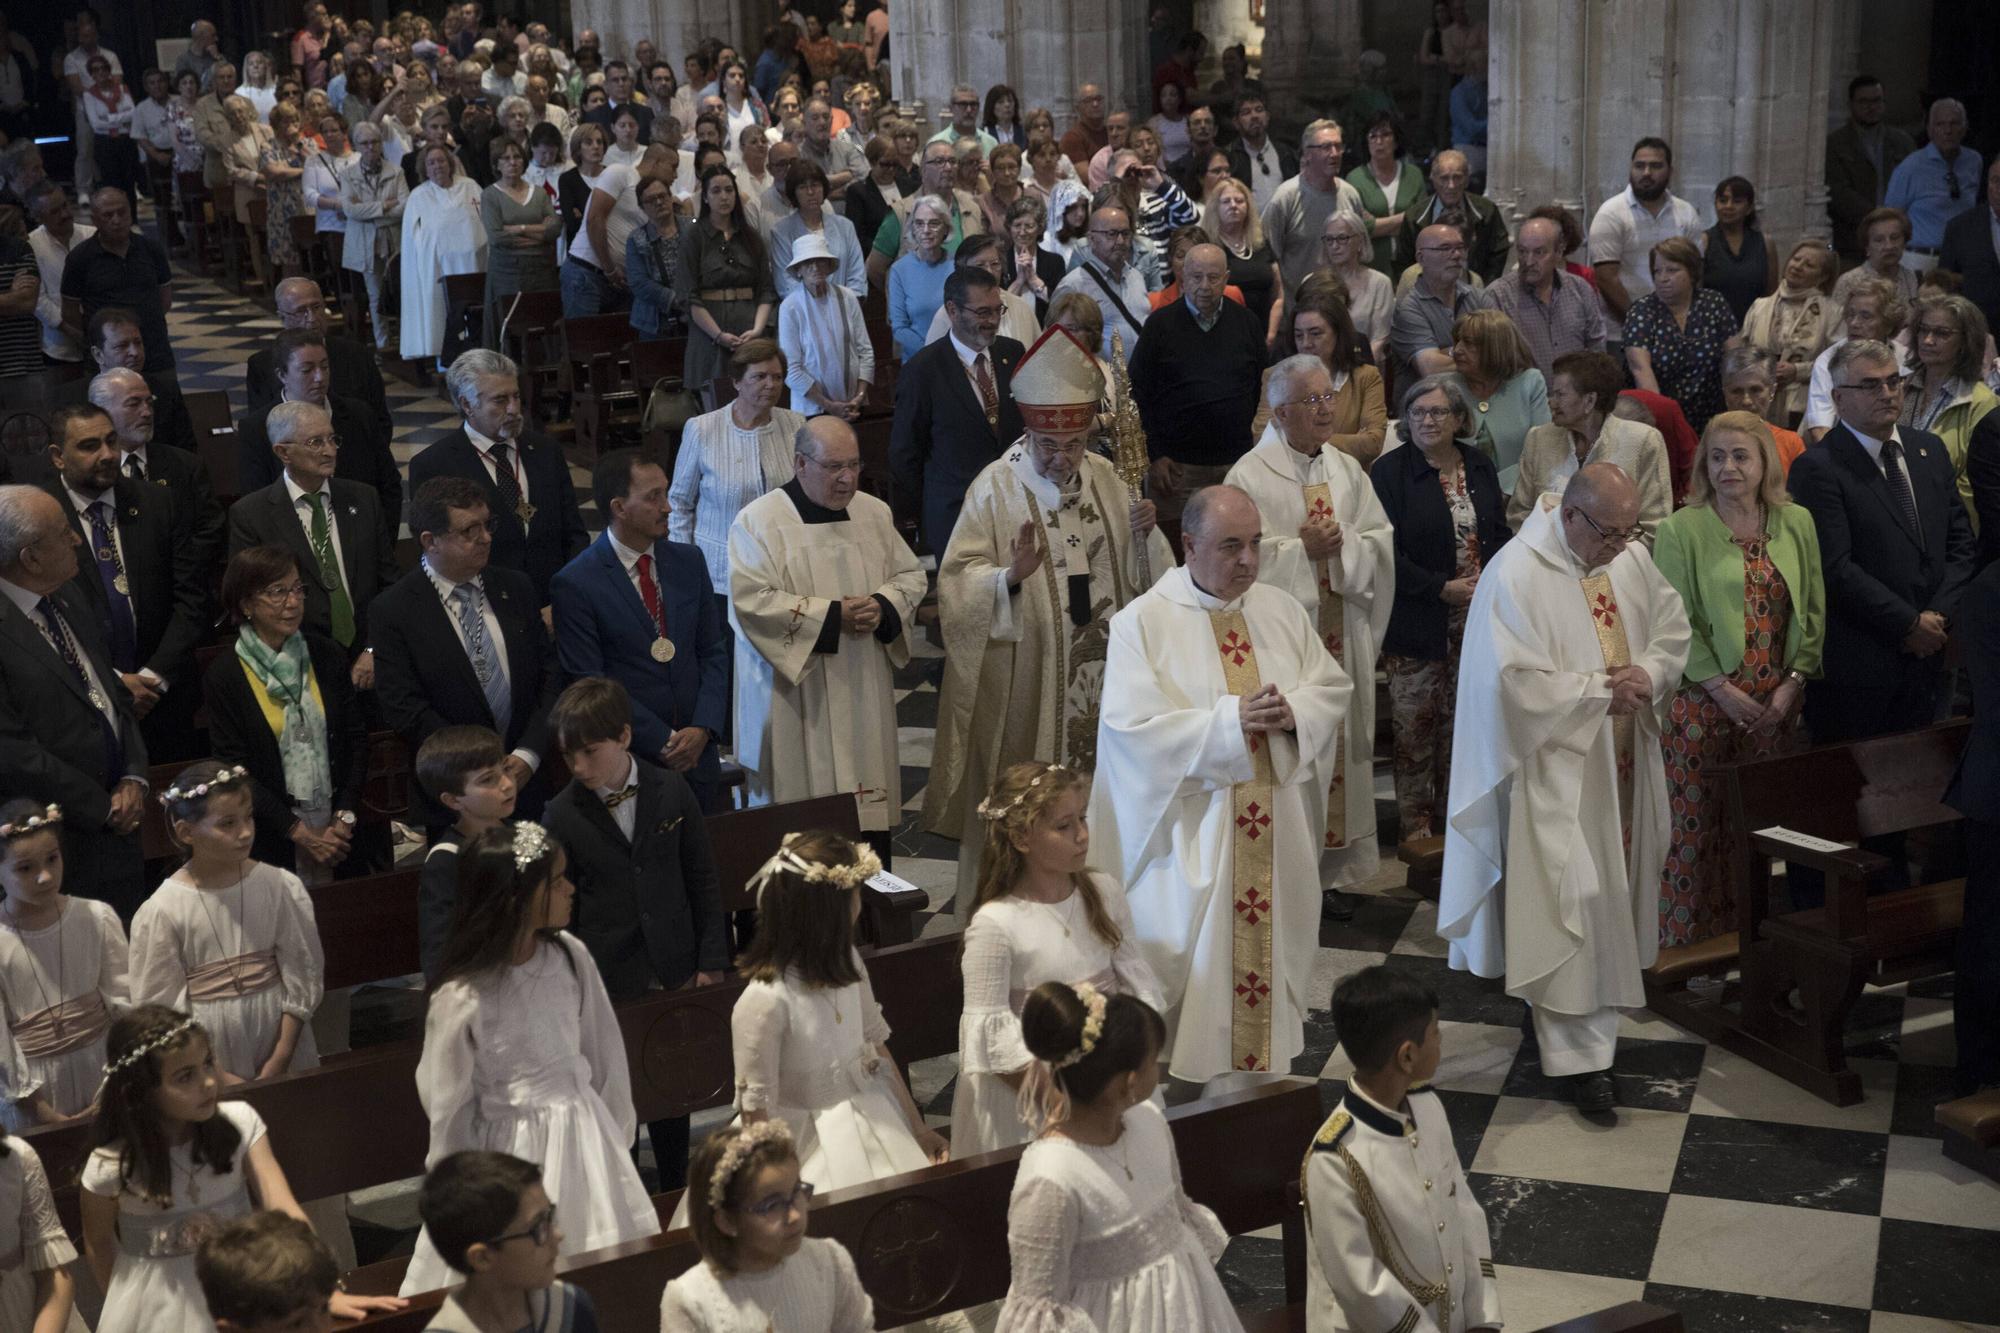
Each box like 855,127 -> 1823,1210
568,935 -> 637,1145
958,909 -> 1030,1077
731,981 -> 786,1114
79,1147 -> 126,1199
11,1139 -> 78,1271
823,1236 -> 878,1332
1097,877 -> 1162,1011
125,889 -> 191,1011
414,980 -> 481,1170
994,1176 -> 1098,1333
89,900 -> 132,1016
0,944 -> 39,1102
656,1276 -> 705,1332
271,868 -> 325,1023
853,953 -> 892,1049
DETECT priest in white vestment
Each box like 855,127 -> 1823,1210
1225,354 -> 1396,904
1091,485 -> 1354,1088
925,325 -> 1175,913
1439,464 -> 1691,1112
728,416 -> 929,836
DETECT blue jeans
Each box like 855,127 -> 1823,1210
560,258 -> 627,318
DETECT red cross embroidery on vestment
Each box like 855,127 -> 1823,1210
1592,593 -> 1618,627
1220,630 -> 1252,665
1235,970 -> 1271,1009
1236,802 -> 1270,838
1235,887 -> 1270,925
1307,496 -> 1334,522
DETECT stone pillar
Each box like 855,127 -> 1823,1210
1260,0 -> 1364,126
568,0 -> 766,70
889,0 -> 1153,133
1486,0 -> 1837,251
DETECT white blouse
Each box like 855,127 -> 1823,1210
658,1237 -> 875,1332
667,405 -> 805,590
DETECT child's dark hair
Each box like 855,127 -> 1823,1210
686,1125 -> 802,1275
161,760 -> 255,836
415,725 -> 508,803
417,1150 -> 544,1276
735,830 -> 866,989
432,822 -> 574,989
550,676 -> 633,755
1330,965 -> 1439,1074
89,1004 -> 242,1205
1021,982 -> 1165,1107
196,1211 -> 339,1326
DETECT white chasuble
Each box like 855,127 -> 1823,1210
1090,567 -> 1352,1081
728,487 -> 928,830
399,175 -> 487,360
1438,496 -> 1690,1021
1227,430 -> 1395,888
925,446 -> 1173,910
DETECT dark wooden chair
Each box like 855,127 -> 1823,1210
440,271 -> 487,364
0,410 -> 49,470
176,171 -> 220,275
1939,1090 -> 2000,1183
183,388 -> 241,506
497,288 -> 567,422
560,312 -> 645,462
289,213 -> 333,291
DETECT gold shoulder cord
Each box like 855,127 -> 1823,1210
1337,1146 -> 1453,1329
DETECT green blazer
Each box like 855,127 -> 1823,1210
1653,500 -> 1825,685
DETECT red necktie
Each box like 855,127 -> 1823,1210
635,552 -> 666,634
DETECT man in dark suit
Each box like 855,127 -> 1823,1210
238,329 -> 403,537
408,349 -> 589,610
226,400 -> 400,691
1789,337 -> 1977,744
244,277 -> 394,439
0,477 -> 149,917
43,402 -> 207,762
90,367 -> 225,597
1946,559 -> 2000,1094
1826,76 -> 1916,266
889,267 -> 1025,554
542,675 -> 727,1191
552,449 -> 730,812
80,308 -> 199,456
1940,156 -> 2000,337
372,475 -> 561,823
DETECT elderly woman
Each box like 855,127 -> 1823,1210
1510,349 -> 1673,541
1004,194 -> 1066,319
203,543 -> 368,882
1652,411 -> 1824,946
240,49 -> 279,121
677,164 -> 778,392
493,94 -> 536,165
557,122 -> 608,251
304,113 -> 356,238
1201,175 -> 1281,345
1739,239 -> 1842,422
1833,206 -> 1920,309
1624,236 -> 1738,434
1347,111 -> 1424,278
626,174 -> 687,341
778,233 -> 874,420
219,94 -> 274,284
769,158 -> 866,298
401,103 -> 459,189
400,143 -> 487,364
1250,287 -> 1386,466
1311,209 -> 1394,365
1370,374 -> 1510,842
669,338 -> 805,597
1901,292 -> 1999,524
1802,273 -> 1911,442
888,194 -> 954,358
479,136 -> 559,346
1718,347 -> 1806,473
1445,308 -> 1550,494
340,120 -> 405,348
980,142 -> 1029,238
260,102 -> 311,279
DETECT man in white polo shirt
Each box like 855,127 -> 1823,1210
1587,137 -> 1704,343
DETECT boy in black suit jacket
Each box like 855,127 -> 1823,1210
542,677 -> 727,1191
412,724 -> 519,981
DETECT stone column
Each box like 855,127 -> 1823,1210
1260,0 -> 1364,126
567,0 -> 767,70
1486,0 -> 1836,250
889,0 -> 1153,133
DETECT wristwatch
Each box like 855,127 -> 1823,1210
1784,670 -> 1806,688
335,810 -> 357,827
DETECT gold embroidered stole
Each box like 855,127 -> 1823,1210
1210,609 -> 1279,1073
1580,572 -> 1635,845
1303,480 -> 1347,850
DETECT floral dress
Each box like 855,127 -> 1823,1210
1658,536 -> 1796,947
1623,287 -> 1737,434
260,137 -> 308,264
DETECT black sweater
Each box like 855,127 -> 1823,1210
1127,296 -> 1268,467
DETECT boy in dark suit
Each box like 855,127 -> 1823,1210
542,676 -> 727,1192
412,724 -> 519,981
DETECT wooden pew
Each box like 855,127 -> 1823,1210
1938,1089 -> 2000,1184
1644,720 -> 1969,1105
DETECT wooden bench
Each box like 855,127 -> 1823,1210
1644,720 -> 1969,1105
138,731 -> 412,863
561,313 -> 646,463
497,289 -> 570,425
1938,1089 -> 2000,1184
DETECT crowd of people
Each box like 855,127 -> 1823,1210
0,5 -> 1997,1333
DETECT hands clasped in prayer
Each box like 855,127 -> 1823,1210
1605,664 -> 1652,718
1298,512 -> 1342,562
1239,682 -> 1296,734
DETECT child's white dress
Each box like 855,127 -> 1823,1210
0,1135 -> 80,1331
81,1100 -> 264,1333
658,1236 -> 876,1332
995,1101 -> 1243,1333
951,876 -> 1162,1157
127,863 -> 325,1080
0,898 -> 129,1130
400,931 -> 661,1296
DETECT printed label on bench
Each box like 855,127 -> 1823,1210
1754,825 -> 1857,855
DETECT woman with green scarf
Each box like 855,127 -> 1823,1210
201,544 -> 369,884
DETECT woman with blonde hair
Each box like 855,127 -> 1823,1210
219,94 -> 274,286
1738,239 -> 1842,423
1900,292 -> 1998,523
1445,307 -> 1550,492
1652,411 -> 1824,946
1200,174 -> 1281,346
951,762 -> 1160,1158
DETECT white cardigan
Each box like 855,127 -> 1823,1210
776,284 -> 876,418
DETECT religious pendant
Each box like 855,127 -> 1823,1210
112,573 -> 129,595
1477,400 -> 1491,413
516,500 -> 537,524
650,637 -> 676,663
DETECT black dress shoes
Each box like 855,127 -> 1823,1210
1575,1071 -> 1617,1113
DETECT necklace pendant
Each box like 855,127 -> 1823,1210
516,499 -> 537,525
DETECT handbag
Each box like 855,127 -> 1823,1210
642,379 -> 702,434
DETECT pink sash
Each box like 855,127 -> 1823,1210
186,949 -> 281,1003
12,990 -> 109,1058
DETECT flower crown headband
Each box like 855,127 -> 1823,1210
707,1119 -> 794,1211
1052,980 -> 1107,1070
975,763 -> 1075,824
0,804 -> 61,839
510,821 -> 553,873
105,1017 -> 197,1078
159,765 -> 249,806
750,833 -> 881,899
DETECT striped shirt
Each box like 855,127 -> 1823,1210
0,236 -> 42,377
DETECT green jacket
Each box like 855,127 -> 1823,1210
1652,500 -> 1826,684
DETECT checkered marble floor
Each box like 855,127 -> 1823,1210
177,264 -> 2000,1333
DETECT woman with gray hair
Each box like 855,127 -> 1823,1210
1900,292 -> 1999,523
1311,208 -> 1394,364
1368,373 -> 1510,842
1718,346 -> 1806,473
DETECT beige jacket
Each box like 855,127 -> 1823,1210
1506,412 -> 1674,545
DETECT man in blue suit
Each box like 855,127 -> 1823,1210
552,448 -> 731,812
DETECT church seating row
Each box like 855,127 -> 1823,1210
1938,1089 -> 2000,1184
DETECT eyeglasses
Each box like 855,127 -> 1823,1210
1418,243 -> 1467,255
806,456 -> 864,475
256,583 -> 309,605
1914,323 -> 1960,342
740,1180 -> 816,1218
1572,508 -> 1643,545
922,156 -> 954,168
1322,234 -> 1359,247
1285,392 -> 1339,408
1834,375 -> 1905,396
1406,406 -> 1458,422
487,1204 -> 557,1248
449,517 -> 498,540
956,304 -> 1005,319
285,434 -> 342,453
952,98 -> 978,109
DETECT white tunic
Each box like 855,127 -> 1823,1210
401,933 -> 659,1295
995,1101 -> 1243,1333
128,863 -> 324,1082
0,898 -> 128,1129
951,877 -> 1163,1158
1226,429 -> 1397,889
1439,497 -> 1691,1022
728,487 -> 927,831
399,175 -> 488,359
82,1101 -> 264,1333
1090,568 -> 1352,1082
658,1237 -> 876,1332
0,1137 -> 78,1333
